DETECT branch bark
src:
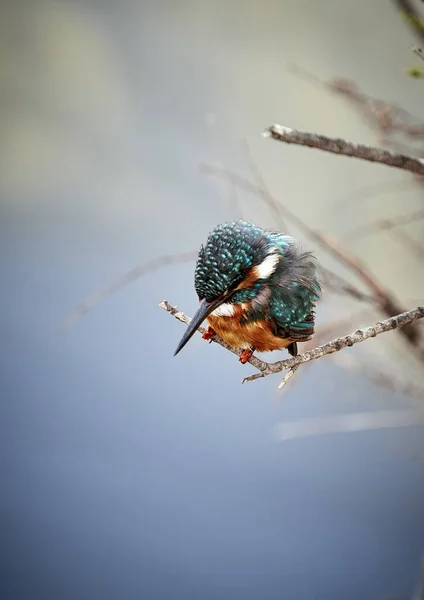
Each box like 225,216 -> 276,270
201,165 -> 424,351
159,300 -> 270,372
160,301 -> 424,387
264,125 -> 424,175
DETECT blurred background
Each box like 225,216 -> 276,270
2,1 -> 424,599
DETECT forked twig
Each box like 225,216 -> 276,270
201,165 -> 424,350
160,301 -> 424,388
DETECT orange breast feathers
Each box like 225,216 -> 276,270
206,303 -> 292,352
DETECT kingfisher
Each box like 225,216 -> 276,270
174,220 -> 321,364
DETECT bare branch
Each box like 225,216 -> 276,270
226,177 -> 242,220
61,251 -> 197,329
330,179 -> 420,214
274,409 -> 424,441
333,350 -> 424,400
394,0 -> 424,45
389,228 -> 424,261
290,65 -> 424,142
277,365 -> 300,389
243,305 -> 424,383
160,301 -> 424,386
241,140 -> 288,231
413,45 -> 424,61
200,164 -> 375,305
159,301 -> 270,372
201,165 -> 424,349
264,125 -> 424,175
314,265 -> 377,305
347,208 -> 424,240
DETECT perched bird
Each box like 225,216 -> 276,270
174,220 -> 321,363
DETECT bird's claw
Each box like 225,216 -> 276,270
202,326 -> 215,342
239,348 -> 254,364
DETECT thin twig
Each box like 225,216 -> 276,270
201,165 -> 423,349
241,140 -> 288,231
61,251 -> 197,329
274,409 -> 424,441
315,265 -> 377,305
200,164 -> 375,305
333,351 -> 424,401
413,45 -> 424,61
290,65 -> 424,141
346,208 -> 424,241
388,229 -> 424,261
159,300 -> 270,372
264,125 -> 424,175
330,179 -> 420,214
160,301 -> 424,386
395,0 -> 424,45
278,365 -> 300,389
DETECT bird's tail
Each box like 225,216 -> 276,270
288,342 -> 298,356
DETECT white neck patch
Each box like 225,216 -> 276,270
210,302 -> 235,317
256,248 -> 279,279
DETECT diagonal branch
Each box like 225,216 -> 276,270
394,0 -> 424,45
160,301 -> 424,387
201,165 -> 424,350
274,409 -> 424,441
200,164 -> 375,306
241,140 -> 288,231
264,125 -> 424,175
159,300 -> 270,372
61,251 -> 197,329
346,208 -> 424,240
413,45 -> 424,61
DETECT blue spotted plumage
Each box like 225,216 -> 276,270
174,220 -> 321,363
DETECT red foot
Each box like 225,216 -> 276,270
202,326 -> 215,342
239,348 -> 254,364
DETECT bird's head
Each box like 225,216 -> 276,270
174,220 -> 287,356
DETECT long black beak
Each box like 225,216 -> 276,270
174,296 -> 225,357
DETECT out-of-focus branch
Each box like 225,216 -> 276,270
316,265 -> 377,304
241,139 -> 288,231
61,251 -> 197,329
394,0 -> 424,44
344,208 -> 424,262
264,125 -> 424,176
160,301 -> 424,387
333,349 -> 424,400
274,408 -> 424,441
201,165 -> 424,350
330,180 -> 420,214
413,45 -> 424,60
389,229 -> 424,261
347,208 -> 424,240
289,64 -> 424,165
290,64 -> 423,140
200,165 -> 374,305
